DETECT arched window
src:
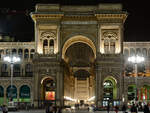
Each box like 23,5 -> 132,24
25,64 -> 33,76
1,64 -> 8,76
128,85 -> 135,100
130,48 -> 135,56
104,40 -> 109,54
136,48 -> 141,56
124,49 -> 129,58
24,49 -> 29,59
43,39 -> 48,54
103,80 -> 113,101
6,49 -> 10,56
13,64 -> 21,77
19,85 -> 30,102
49,39 -> 54,54
30,49 -> 35,59
103,31 -> 117,54
18,49 -> 23,58
7,85 -> 17,99
142,48 -> 147,57
12,49 -> 17,55
110,40 -> 115,54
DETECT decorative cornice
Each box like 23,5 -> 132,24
31,13 -> 64,22
95,14 -> 127,23
62,15 -> 96,21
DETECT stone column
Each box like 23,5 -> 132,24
95,65 -> 102,107
87,78 -> 89,99
22,63 -> 25,77
74,77 -> 77,100
17,86 -> 19,102
4,87 -> 7,104
124,83 -> 128,104
30,84 -> 34,106
56,66 -> 64,107
33,67 -> 39,108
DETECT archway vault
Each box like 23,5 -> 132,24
41,76 -> 54,85
62,35 -> 96,59
103,76 -> 118,100
103,76 -> 117,85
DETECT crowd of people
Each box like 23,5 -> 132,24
106,102 -> 150,113
45,103 -> 62,113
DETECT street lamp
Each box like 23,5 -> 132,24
3,56 -> 20,101
128,55 -> 144,102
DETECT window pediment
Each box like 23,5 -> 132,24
41,32 -> 56,39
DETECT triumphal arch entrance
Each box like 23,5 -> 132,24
31,3 -> 127,107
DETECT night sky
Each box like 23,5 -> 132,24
0,0 -> 149,42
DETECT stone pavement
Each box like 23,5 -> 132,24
0,109 -> 144,113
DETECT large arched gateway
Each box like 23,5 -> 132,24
31,3 -> 127,107
62,35 -> 96,105
0,1 -> 149,109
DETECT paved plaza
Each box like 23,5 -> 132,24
0,109 -> 144,113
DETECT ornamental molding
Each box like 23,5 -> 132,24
62,16 -> 96,21
95,14 -> 127,23
41,31 -> 56,39
31,14 -> 64,21
102,31 -> 118,40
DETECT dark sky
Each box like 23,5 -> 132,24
0,0 -> 149,42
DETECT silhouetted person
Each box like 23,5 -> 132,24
87,107 -> 89,111
46,105 -> 49,113
122,104 -> 127,113
130,104 -> 137,113
107,103 -> 110,113
58,106 -> 62,113
2,105 -> 8,113
115,106 -> 119,113
143,104 -> 150,113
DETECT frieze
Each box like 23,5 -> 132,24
61,21 -> 97,25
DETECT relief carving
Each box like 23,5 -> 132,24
41,31 -> 56,39
102,31 -> 118,40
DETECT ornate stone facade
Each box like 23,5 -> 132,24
0,3 -> 150,108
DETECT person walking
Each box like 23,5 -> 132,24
122,104 -> 127,113
46,105 -> 49,113
57,106 -> 62,113
49,105 -> 54,113
107,103 -> 110,113
115,106 -> 119,113
2,105 -> 8,113
130,103 -> 137,113
143,104 -> 150,113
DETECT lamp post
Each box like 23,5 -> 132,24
3,56 -> 20,101
128,55 -> 144,103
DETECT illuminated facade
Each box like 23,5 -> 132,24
0,3 -> 149,108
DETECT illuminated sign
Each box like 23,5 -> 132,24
45,91 -> 55,100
